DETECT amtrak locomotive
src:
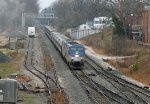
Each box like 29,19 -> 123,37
45,26 -> 85,68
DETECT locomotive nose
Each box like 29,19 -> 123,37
71,57 -> 83,62
71,57 -> 84,68
71,57 -> 83,60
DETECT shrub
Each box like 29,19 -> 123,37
131,61 -> 139,71
131,52 -> 140,71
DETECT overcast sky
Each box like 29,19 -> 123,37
39,0 -> 56,9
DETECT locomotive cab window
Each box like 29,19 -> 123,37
71,48 -> 76,51
78,48 -> 84,51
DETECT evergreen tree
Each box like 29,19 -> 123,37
112,14 -> 125,37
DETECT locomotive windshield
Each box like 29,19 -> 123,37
69,47 -> 85,57
70,48 -> 84,51
71,48 -> 76,51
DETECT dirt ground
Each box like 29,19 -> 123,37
9,50 -> 23,70
108,55 -> 150,86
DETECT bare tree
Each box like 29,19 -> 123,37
50,0 -> 112,31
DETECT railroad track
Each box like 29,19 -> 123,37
38,30 -> 62,91
43,27 -> 114,104
72,70 -> 132,104
25,36 -> 68,103
38,28 -> 69,104
42,26 -> 150,104
43,27 -> 132,103
72,69 -> 111,104
24,38 -> 50,90
85,56 -> 150,103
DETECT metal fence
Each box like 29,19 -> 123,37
70,28 -> 101,39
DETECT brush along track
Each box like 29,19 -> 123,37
85,56 -> 150,103
38,32 -> 62,92
25,37 -> 68,103
38,28 -> 69,104
24,38 -> 50,92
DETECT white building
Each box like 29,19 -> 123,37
79,24 -> 91,30
93,17 -> 112,29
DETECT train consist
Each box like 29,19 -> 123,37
45,26 -> 85,69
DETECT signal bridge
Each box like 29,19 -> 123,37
22,11 -> 57,29
37,11 -> 57,25
37,13 -> 57,19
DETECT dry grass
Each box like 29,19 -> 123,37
9,50 -> 22,70
81,28 -> 112,47
16,75 -> 30,83
108,49 -> 150,86
80,27 -> 150,86
0,50 -> 22,78
48,92 -> 65,103
43,55 -> 54,70
80,28 -> 112,55
80,28 -> 138,56
48,91 -> 68,104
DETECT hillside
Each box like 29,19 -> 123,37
79,28 -> 150,86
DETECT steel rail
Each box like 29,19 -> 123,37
85,56 -> 150,103
40,27 -> 69,104
85,60 -> 148,104
38,31 -> 63,92
72,69 -> 133,104
43,26 -> 111,104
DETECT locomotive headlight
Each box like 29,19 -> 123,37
81,57 -> 83,59
75,54 -> 79,57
